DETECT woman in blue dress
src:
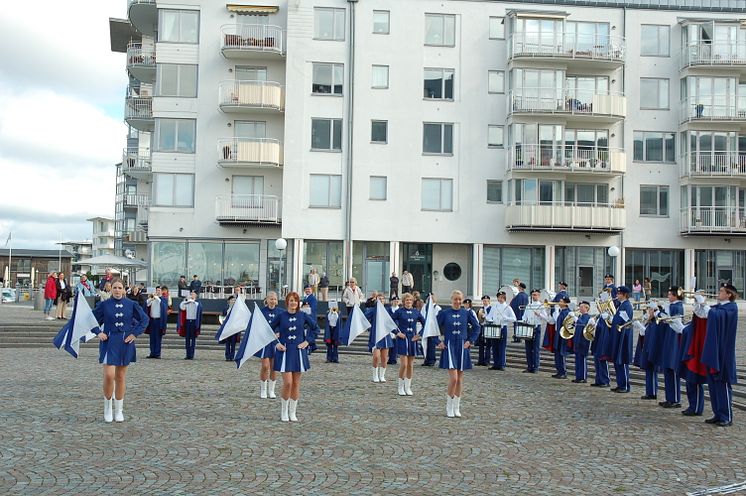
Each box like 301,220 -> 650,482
91,279 -> 148,423
392,293 -> 426,396
257,291 -> 284,400
366,293 -> 395,383
436,290 -> 481,418
270,291 -> 319,422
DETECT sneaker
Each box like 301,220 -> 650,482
45,316 -> 55,321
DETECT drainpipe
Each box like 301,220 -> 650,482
343,0 -> 358,283
618,6 -> 627,282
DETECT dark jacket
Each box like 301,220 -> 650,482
55,279 -> 72,303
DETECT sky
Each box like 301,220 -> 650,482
0,1 -> 129,249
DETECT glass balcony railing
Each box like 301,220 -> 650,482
215,195 -> 281,224
680,97 -> 746,122
682,42 -> 746,68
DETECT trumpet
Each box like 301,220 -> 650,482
679,290 -> 718,299
618,317 -> 648,331
655,314 -> 692,325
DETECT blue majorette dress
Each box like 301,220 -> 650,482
92,296 -> 149,366
436,307 -> 481,371
270,311 -> 319,372
365,306 -> 396,352
255,305 -> 285,359
392,307 -> 426,356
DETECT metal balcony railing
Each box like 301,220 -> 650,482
126,42 -> 155,67
681,207 -> 746,233
123,194 -> 150,207
218,80 -> 284,111
215,194 -> 281,224
508,145 -> 626,174
221,24 -> 285,55
682,42 -> 746,68
509,88 -> 626,118
505,202 -> 625,232
122,149 -> 152,176
680,97 -> 746,122
217,138 -> 282,167
509,32 -> 625,62
681,152 -> 746,177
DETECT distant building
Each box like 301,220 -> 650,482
87,217 -> 115,275
0,249 -> 72,288
59,241 -> 94,276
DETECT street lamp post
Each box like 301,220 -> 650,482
275,238 -> 287,297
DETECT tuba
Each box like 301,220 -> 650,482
595,298 -> 616,327
582,317 -> 597,341
559,314 -> 576,340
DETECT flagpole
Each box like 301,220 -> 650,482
6,232 -> 10,288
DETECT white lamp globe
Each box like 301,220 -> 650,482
275,238 -> 287,251
607,245 -> 620,257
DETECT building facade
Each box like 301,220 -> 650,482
111,0 -> 746,300
0,249 -> 72,289
59,241 -> 94,278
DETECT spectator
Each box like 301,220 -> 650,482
318,272 -> 329,302
55,273 -> 72,320
401,271 -> 414,294
308,268 -> 320,296
632,279 -> 643,310
389,272 -> 400,300
302,285 -> 318,317
43,272 -> 58,321
342,277 -> 364,318
99,282 -> 113,302
128,285 -> 147,313
178,275 -> 189,297
98,269 -> 113,291
76,274 -> 97,297
189,275 -> 202,295
643,277 -> 652,301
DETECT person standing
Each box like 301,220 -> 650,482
177,275 -> 189,297
43,272 -> 58,321
401,271 -> 414,294
324,305 -> 341,364
521,289 -> 550,373
549,297 -> 572,379
366,293 -> 394,383
145,286 -> 168,359
632,279 -> 643,310
99,282 -> 113,302
510,283 -> 529,343
635,303 -> 661,400
553,282 -> 569,302
55,273 -> 72,320
308,268 -> 320,296
98,269 -> 113,291
436,290 -> 481,418
219,293 -> 240,362
178,291 -> 202,360
318,272 -> 329,302
487,291 -> 516,371
90,279 -> 149,422
389,272 -> 400,300
302,285 -> 318,318
257,292 -> 284,399
422,294 -> 441,367
342,277 -> 364,325
571,301 -> 592,383
608,286 -> 634,393
387,296 -> 400,365
392,293 -> 426,395
643,277 -> 652,302
658,287 -> 685,408
476,295 -> 491,366
75,275 -> 97,297
189,275 -> 202,295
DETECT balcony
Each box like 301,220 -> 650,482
221,24 -> 285,59
127,0 -> 157,37
509,32 -> 625,67
680,97 -> 746,125
215,195 -> 281,225
681,42 -> 746,70
124,86 -> 153,132
122,148 -> 152,179
218,138 -> 282,168
126,42 -> 156,83
508,89 -> 626,123
505,202 -> 625,232
681,152 -> 746,179
681,207 -> 746,235
218,80 -> 284,113
122,229 -> 148,244
508,145 -> 626,175
123,194 -> 150,208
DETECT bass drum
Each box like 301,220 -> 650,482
540,288 -> 557,303
498,285 -> 519,304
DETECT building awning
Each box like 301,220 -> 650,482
678,17 -> 746,26
227,4 -> 279,15
507,10 -> 569,20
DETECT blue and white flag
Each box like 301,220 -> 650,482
342,304 -> 371,346
215,295 -> 251,342
234,303 -> 277,369
420,296 -> 440,359
375,300 -> 398,345
52,292 -> 100,358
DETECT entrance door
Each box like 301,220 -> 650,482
402,243 -> 432,295
365,260 -> 387,294
578,266 -> 594,296
718,268 -> 733,287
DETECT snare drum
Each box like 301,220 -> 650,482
482,323 -> 502,340
514,321 -> 537,340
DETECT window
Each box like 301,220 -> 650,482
488,125 -> 504,148
423,123 -> 453,155
640,185 -> 669,217
422,178 -> 453,211
234,120 -> 266,138
155,119 -> 196,153
309,174 -> 342,208
371,120 -> 388,143
236,66 -> 267,81
159,10 -> 199,43
641,25 -> 670,57
311,119 -> 342,151
487,180 -> 503,203
489,17 -> 504,39
373,10 -> 390,34
425,14 -> 455,46
424,68 -> 454,99
640,78 -> 669,109
157,64 -> 198,97
488,71 -> 505,94
314,7 -> 345,41
153,173 -> 194,207
312,63 -> 343,95
371,65 -> 389,89
232,175 -> 264,196
370,176 -> 387,200
633,131 -> 676,163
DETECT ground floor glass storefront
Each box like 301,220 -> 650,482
695,249 -> 745,296
304,240 -> 344,292
482,246 -> 544,297
624,249 -> 684,299
555,246 -> 615,298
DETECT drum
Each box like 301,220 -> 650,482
514,321 -> 537,340
498,285 -> 519,304
540,289 -> 556,303
483,323 -> 502,340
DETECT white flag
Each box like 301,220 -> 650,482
52,292 -> 101,358
420,296 -> 441,359
215,296 -> 251,342
375,300 -> 398,345
235,304 -> 277,369
345,304 -> 371,346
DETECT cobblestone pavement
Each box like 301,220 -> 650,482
1,344 -> 745,495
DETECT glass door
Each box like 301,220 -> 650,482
364,260 -> 387,294
402,243 -> 432,295
577,266 -> 594,297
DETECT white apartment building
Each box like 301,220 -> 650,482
87,216 -> 116,275
59,240 -> 94,277
110,0 -> 746,301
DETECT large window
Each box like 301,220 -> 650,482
640,185 -> 669,217
487,180 -> 503,203
369,176 -> 387,200
373,10 -> 390,34
626,249 -> 685,298
157,64 -> 198,97
371,120 -> 388,143
482,246 -> 545,298
159,10 -> 199,43
488,125 -> 504,148
235,66 -> 267,81
151,241 -> 186,286
641,25 -> 670,56
314,7 -> 345,41
311,118 -> 342,151
489,17 -> 504,40
640,78 -> 669,109
153,174 -> 194,207
424,68 -> 454,100
425,14 -> 455,46
187,242 -> 223,286
266,239 -> 293,294
423,122 -> 453,155
488,71 -> 505,94
305,240 -> 344,290
421,178 -> 453,211
232,175 -> 264,196
155,118 -> 196,153
309,174 -> 342,208
312,63 -> 343,95
633,131 -> 676,163
224,243 -> 260,286
371,65 -> 389,89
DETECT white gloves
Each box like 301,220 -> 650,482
694,294 -> 705,304
619,310 -> 630,322
694,304 -> 710,319
601,312 -> 610,321
669,318 -> 685,334
633,321 -> 646,335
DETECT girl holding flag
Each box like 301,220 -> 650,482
90,279 -> 148,423
435,290 -> 481,418
270,292 -> 319,422
366,293 -> 395,383
257,291 -> 285,399
392,293 -> 425,396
